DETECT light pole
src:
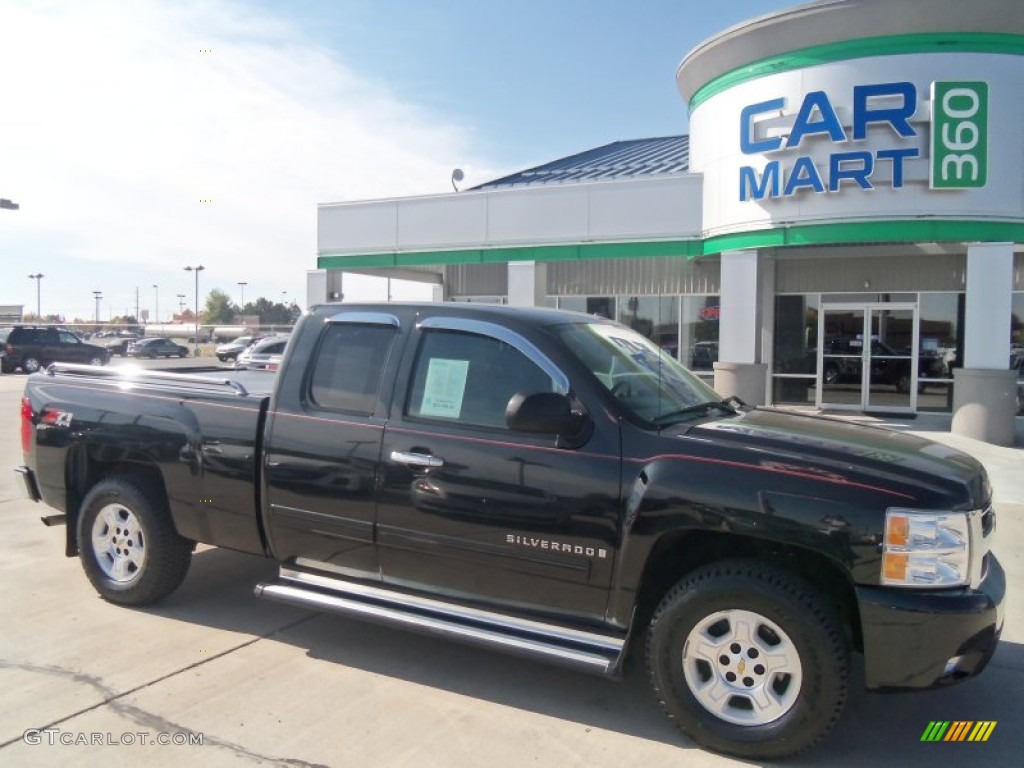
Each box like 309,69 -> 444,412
152,284 -> 159,324
92,291 -> 103,326
237,281 -> 247,313
184,265 -> 205,356
176,293 -> 186,316
28,273 -> 43,320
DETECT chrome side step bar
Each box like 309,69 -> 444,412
255,567 -> 626,677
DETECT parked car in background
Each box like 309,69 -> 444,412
102,335 -> 142,357
216,335 -> 263,362
821,337 -> 947,393
127,338 -> 190,359
234,335 -> 289,370
0,326 -> 109,373
687,340 -> 719,371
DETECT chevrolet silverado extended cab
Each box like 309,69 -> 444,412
15,303 -> 1004,759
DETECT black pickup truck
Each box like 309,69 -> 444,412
15,303 -> 1004,759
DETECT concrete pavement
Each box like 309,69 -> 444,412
0,371 -> 1020,767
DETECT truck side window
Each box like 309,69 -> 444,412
407,330 -> 556,429
310,323 -> 396,415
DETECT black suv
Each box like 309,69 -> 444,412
0,326 -> 109,373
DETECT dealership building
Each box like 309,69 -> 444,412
308,0 -> 1023,444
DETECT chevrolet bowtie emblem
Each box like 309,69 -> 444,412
737,660 -> 746,675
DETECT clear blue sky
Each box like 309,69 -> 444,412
0,0 -> 793,322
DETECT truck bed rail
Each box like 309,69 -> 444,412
44,362 -> 251,396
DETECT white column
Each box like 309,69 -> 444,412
963,242 -> 1013,368
719,249 -> 760,363
952,242 -> 1016,445
507,261 -> 547,307
714,249 -> 768,404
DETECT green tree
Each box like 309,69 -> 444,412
203,289 -> 235,324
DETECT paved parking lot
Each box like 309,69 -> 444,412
0,371 -> 1020,766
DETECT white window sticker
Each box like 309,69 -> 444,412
420,358 -> 469,418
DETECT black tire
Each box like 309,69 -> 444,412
88,356 -> 105,367
822,364 -> 839,386
895,372 -> 911,394
22,356 -> 41,374
646,559 -> 849,759
77,477 -> 193,606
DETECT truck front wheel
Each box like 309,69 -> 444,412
78,478 -> 192,606
646,559 -> 849,759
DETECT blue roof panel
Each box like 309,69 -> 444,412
474,135 -> 689,190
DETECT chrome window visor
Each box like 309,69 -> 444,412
417,316 -> 570,393
326,311 -> 400,327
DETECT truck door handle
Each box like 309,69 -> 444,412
390,451 -> 444,468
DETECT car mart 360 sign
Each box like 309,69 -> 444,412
738,80 -> 989,201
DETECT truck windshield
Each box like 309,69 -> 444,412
552,321 -> 727,426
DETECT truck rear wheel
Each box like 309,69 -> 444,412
78,478 -> 192,606
645,559 -> 848,759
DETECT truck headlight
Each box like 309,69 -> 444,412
881,510 -> 971,587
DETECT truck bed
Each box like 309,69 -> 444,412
25,363 -> 272,556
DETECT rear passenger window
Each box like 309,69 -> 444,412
309,323 -> 397,415
406,330 -> 557,429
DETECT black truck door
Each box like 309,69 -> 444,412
263,312 -> 403,580
378,317 -> 621,621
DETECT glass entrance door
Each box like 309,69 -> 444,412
818,303 -> 918,413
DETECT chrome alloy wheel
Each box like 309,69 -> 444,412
91,503 -> 146,583
682,609 -> 803,726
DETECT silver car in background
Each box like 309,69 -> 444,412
234,335 -> 289,371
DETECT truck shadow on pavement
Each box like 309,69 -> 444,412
151,547 -> 1022,766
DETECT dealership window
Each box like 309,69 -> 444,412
617,296 -> 681,360
1011,292 -> 1023,353
557,296 -> 615,318
1012,294 -> 1023,416
680,296 -> 720,376
772,294 -> 819,405
558,294 -> 719,377
917,293 -> 962,412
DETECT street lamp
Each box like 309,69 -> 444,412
28,273 -> 43,320
237,281 -> 247,311
184,265 -> 205,356
176,294 -> 186,315
92,291 -> 103,326
152,284 -> 159,325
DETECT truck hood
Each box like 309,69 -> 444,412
688,408 -> 989,508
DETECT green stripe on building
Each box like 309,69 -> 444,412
689,33 -> 1024,110
318,221 -> 1024,271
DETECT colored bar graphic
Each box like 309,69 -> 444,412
921,721 -> 950,741
944,721 -> 971,741
969,722 -> 997,742
921,720 -> 996,742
